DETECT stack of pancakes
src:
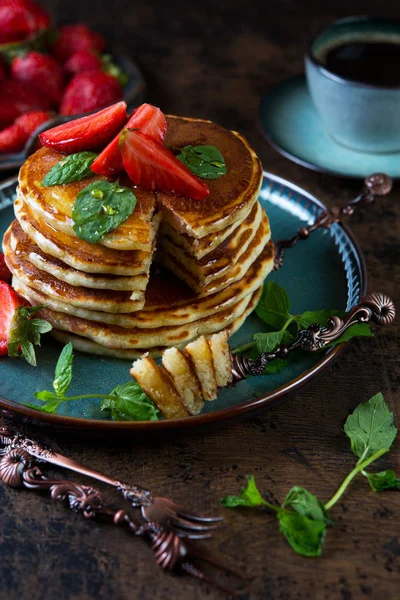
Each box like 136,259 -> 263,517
3,116 -> 274,359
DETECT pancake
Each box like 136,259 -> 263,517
159,202 -> 265,285
49,286 -> 262,359
158,116 -> 262,238
10,243 -> 274,327
5,221 -> 147,293
159,212 -> 271,296
14,196 -> 159,276
20,289 -> 256,350
19,147 -> 158,251
159,201 -> 254,260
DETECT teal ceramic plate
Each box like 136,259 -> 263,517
0,173 -> 366,432
259,75 -> 400,179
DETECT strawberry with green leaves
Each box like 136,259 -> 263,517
0,281 -> 52,366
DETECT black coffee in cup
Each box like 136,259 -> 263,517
325,41 -> 400,86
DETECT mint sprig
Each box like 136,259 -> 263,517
233,281 -> 373,368
42,152 -> 98,186
7,305 -> 52,367
24,343 -> 159,421
176,145 -> 227,179
221,392 -> 398,557
72,180 -> 136,243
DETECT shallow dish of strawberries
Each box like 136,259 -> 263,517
0,0 -> 145,169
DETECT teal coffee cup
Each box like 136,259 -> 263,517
305,16 -> 400,153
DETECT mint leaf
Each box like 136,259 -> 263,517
344,393 -> 397,461
327,322 -> 373,347
34,390 -> 59,402
221,475 -> 269,508
295,309 -> 340,330
7,305 -> 52,366
278,509 -> 326,557
53,342 -> 74,397
72,180 -> 136,243
176,145 -> 226,179
254,329 -> 293,354
255,282 -> 292,330
365,470 -> 400,492
42,152 -> 97,186
24,400 -> 63,414
283,486 -> 332,526
101,381 -> 159,421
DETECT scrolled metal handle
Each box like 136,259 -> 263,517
231,292 -> 395,382
273,173 -> 393,270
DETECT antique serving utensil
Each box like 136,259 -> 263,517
273,173 -> 393,269
0,441 -> 242,596
0,426 -> 222,540
231,292 -> 395,380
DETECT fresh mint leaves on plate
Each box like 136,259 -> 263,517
72,180 -> 137,243
42,152 -> 98,186
176,145 -> 227,179
8,305 -> 52,367
221,392 -> 398,557
25,342 -> 159,421
233,281 -> 373,369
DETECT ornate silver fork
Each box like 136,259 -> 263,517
0,447 -> 243,596
0,427 -> 222,540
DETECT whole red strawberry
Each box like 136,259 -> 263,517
0,253 -> 11,282
0,110 -> 52,153
52,25 -> 105,62
64,49 -> 103,76
0,55 -> 6,81
11,51 -> 65,106
60,70 -> 123,115
0,80 -> 52,115
0,0 -> 50,44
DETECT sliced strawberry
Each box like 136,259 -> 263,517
39,101 -> 127,153
0,281 -> 24,356
0,253 -> 12,282
91,103 -> 167,176
120,129 -> 209,200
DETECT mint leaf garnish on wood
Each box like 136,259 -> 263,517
221,392 -> 398,557
176,145 -> 227,179
24,343 -> 159,421
72,180 -> 136,243
232,281 -> 373,368
42,152 -> 98,186
8,305 -> 52,367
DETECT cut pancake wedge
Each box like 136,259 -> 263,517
184,336 -> 218,401
162,348 -> 204,415
130,356 -> 189,419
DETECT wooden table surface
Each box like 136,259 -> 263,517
1,1 -> 399,598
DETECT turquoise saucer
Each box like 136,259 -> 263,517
259,75 -> 400,179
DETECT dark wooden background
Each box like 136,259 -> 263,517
1,1 -> 399,598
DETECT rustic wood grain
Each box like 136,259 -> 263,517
0,1 -> 399,598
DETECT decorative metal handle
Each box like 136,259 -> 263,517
0,427 -> 153,507
273,173 -> 393,270
231,292 -> 395,381
0,445 -> 239,594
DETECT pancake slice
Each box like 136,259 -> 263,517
208,330 -> 233,387
19,147 -> 158,251
162,347 -> 204,415
130,356 -> 189,419
184,336 -> 218,401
